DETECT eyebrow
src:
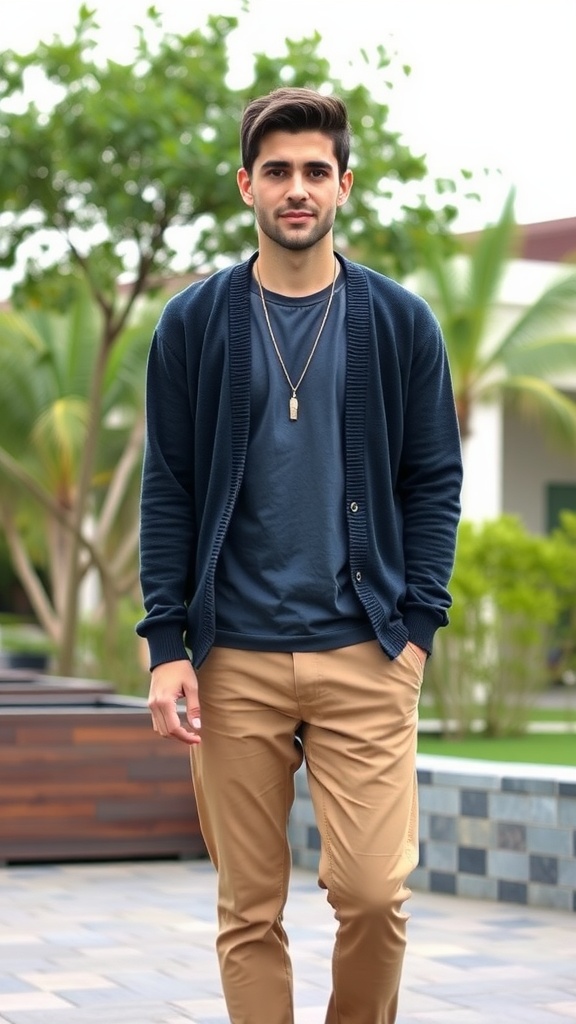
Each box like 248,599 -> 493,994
260,159 -> 334,171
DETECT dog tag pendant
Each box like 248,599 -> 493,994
289,394 -> 298,421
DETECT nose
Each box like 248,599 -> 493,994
286,173 -> 309,201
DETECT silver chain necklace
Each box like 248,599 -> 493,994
254,259 -> 337,421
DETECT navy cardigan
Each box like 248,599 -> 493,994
137,253 -> 462,669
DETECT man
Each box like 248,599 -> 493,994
137,87 -> 462,1024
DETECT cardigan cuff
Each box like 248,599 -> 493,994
144,626 -> 190,671
402,607 -> 447,655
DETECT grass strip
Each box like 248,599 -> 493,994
417,732 -> 576,766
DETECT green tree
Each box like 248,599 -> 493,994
0,5 -> 463,673
419,190 -> 576,446
0,282 -> 160,664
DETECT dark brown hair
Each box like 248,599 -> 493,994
240,87 -> 351,178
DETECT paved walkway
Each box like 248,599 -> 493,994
0,859 -> 575,1023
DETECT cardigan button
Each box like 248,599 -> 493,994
355,570 -> 362,582
350,501 -> 359,513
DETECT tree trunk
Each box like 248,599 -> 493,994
57,336 -> 110,676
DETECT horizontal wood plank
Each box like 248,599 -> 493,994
0,779 -> 193,800
0,836 -> 206,861
0,699 -> 205,864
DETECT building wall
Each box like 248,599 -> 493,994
502,404 -> 576,534
461,259 -> 576,528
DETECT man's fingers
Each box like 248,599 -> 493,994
150,706 -> 201,745
149,702 -> 201,745
165,723 -> 201,745
147,660 -> 201,745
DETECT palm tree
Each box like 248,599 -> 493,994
419,190 -> 576,447
0,282 -> 160,668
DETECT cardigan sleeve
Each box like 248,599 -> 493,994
136,299 -> 197,669
397,305 -> 462,650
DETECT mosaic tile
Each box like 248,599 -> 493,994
458,847 -> 487,876
488,849 -> 529,880
429,871 -> 456,895
426,842 -> 457,873
418,786 -> 459,815
460,789 -> 488,818
456,874 -> 498,901
497,821 -> 527,851
497,879 -> 528,904
529,854 -> 558,885
429,813 -> 456,842
526,824 -> 571,856
558,799 -> 576,827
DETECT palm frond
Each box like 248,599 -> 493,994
469,187 -> 517,319
61,283 -> 103,393
497,376 -> 576,450
502,335 -> 576,378
0,310 -> 48,354
31,397 -> 90,491
103,298 -> 162,408
494,273 -> 576,360
421,190 -> 519,390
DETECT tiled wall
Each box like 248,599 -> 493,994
289,755 -> 576,912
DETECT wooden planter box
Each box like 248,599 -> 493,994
0,672 -> 206,864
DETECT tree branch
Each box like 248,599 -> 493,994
109,520 -> 140,582
0,444 -> 109,581
95,414 -> 145,545
0,505 -> 60,641
111,212 -> 170,337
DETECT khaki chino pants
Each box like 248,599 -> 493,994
191,640 -> 423,1024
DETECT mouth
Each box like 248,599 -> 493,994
279,209 -> 314,223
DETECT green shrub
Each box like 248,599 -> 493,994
426,514 -> 576,737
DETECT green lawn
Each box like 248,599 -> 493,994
417,732 -> 576,766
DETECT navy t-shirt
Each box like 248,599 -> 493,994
213,272 -> 373,651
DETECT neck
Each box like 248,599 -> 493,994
256,237 -> 336,296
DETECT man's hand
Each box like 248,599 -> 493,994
148,659 -> 202,745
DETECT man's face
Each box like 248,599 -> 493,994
237,130 -> 353,252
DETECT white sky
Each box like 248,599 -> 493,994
3,0 -> 576,231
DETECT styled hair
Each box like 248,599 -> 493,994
240,87 -> 351,178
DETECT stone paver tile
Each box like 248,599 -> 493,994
0,983 -> 34,998
76,944 -> 142,961
545,1004 -> 576,1019
399,1013 -> 489,1023
104,970 -> 199,999
0,992 -> 72,1011
408,942 -> 472,957
19,972 -> 115,992
173,997 -> 228,1016
504,1009 -> 576,1023
0,936 -> 43,947
0,1004 -> 191,1024
400,989 -> 465,1015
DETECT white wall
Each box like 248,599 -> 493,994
461,402 -> 503,522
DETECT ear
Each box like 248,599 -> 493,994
237,168 -> 254,206
337,169 -> 354,206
